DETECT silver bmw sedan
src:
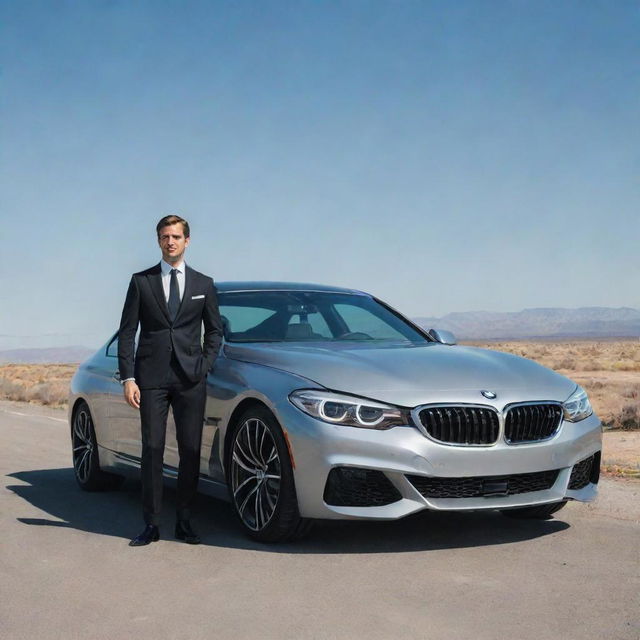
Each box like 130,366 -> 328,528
69,282 -> 602,542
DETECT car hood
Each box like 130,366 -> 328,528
223,342 -> 576,408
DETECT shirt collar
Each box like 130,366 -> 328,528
161,259 -> 185,275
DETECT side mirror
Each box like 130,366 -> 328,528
427,328 -> 457,345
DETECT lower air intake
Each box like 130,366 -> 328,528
568,452 -> 601,489
323,467 -> 402,507
406,469 -> 559,499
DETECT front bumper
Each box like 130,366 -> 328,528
275,399 -> 602,520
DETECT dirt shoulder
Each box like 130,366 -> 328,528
576,475 -> 640,522
601,430 -> 640,478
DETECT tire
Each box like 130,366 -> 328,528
227,405 -> 312,542
71,401 -> 121,491
500,500 -> 568,520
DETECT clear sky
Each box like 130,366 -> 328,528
1,1 -> 638,349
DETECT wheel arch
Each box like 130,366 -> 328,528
223,397 -> 275,477
69,397 -> 90,435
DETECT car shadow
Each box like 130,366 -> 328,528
7,468 -> 570,554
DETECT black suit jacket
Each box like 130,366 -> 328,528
118,263 -> 223,389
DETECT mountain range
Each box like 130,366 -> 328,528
414,306 -> 640,340
0,346 -> 95,364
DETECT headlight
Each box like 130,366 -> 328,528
289,389 -> 409,429
562,386 -> 593,422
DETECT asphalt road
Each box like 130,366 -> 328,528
1,400 -> 638,640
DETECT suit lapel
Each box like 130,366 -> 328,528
174,265 -> 195,323
147,263 -> 171,323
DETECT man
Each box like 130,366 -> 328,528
118,215 -> 223,546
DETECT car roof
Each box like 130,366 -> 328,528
216,281 -> 369,295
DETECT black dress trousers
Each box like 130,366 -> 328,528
138,356 -> 206,525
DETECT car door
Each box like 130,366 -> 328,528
84,337 -> 122,452
106,334 -> 143,459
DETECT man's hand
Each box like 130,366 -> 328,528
123,380 -> 141,409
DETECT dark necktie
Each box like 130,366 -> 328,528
168,268 -> 180,321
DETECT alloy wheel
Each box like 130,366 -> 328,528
231,418 -> 282,531
72,408 -> 94,484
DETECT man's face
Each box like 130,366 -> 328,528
157,223 -> 190,264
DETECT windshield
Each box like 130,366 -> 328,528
218,290 -> 428,344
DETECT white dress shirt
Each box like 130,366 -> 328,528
161,259 -> 186,302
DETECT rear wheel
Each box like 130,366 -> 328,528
500,500 -> 567,519
228,405 -> 312,542
72,401 -> 120,491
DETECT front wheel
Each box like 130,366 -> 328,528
228,406 -> 312,542
500,500 -> 568,520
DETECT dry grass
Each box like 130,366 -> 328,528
0,364 -> 76,407
466,339 -> 640,373
466,340 -> 640,431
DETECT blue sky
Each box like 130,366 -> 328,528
1,1 -> 638,349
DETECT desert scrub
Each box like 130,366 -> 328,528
0,364 -> 75,407
622,385 -> 640,399
553,357 -> 576,370
612,361 -> 640,372
606,404 -> 640,431
0,378 -> 25,400
467,340 -> 640,373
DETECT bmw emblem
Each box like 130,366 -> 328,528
481,390 -> 497,399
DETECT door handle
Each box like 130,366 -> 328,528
113,370 -> 121,382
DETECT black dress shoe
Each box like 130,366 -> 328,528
129,524 -> 160,547
175,520 -> 201,544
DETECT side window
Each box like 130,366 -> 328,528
106,334 -> 118,358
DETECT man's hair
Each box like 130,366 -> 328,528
156,215 -> 190,238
